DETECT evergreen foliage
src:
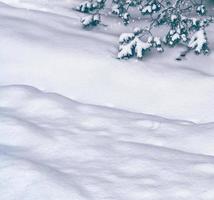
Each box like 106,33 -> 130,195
76,0 -> 213,60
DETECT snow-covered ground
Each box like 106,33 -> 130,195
1,0 -> 214,199
1,84 -> 214,200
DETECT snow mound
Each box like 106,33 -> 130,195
1,85 -> 214,200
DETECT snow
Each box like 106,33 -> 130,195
1,85 -> 214,200
188,29 -> 208,54
119,33 -> 135,43
1,0 -> 214,199
81,14 -> 101,27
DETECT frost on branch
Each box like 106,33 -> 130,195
76,0 -> 213,60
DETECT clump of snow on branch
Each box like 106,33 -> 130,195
76,0 -> 213,60
188,29 -> 209,54
81,14 -> 101,27
118,28 -> 163,59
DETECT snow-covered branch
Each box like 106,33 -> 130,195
76,0 -> 212,60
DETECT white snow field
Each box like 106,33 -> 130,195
1,84 -> 214,200
1,0 -> 214,199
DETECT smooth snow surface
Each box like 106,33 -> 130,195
1,0 -> 214,199
1,85 -> 214,200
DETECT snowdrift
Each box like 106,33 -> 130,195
1,85 -> 214,200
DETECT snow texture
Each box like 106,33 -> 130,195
1,0 -> 214,199
1,85 -> 214,200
